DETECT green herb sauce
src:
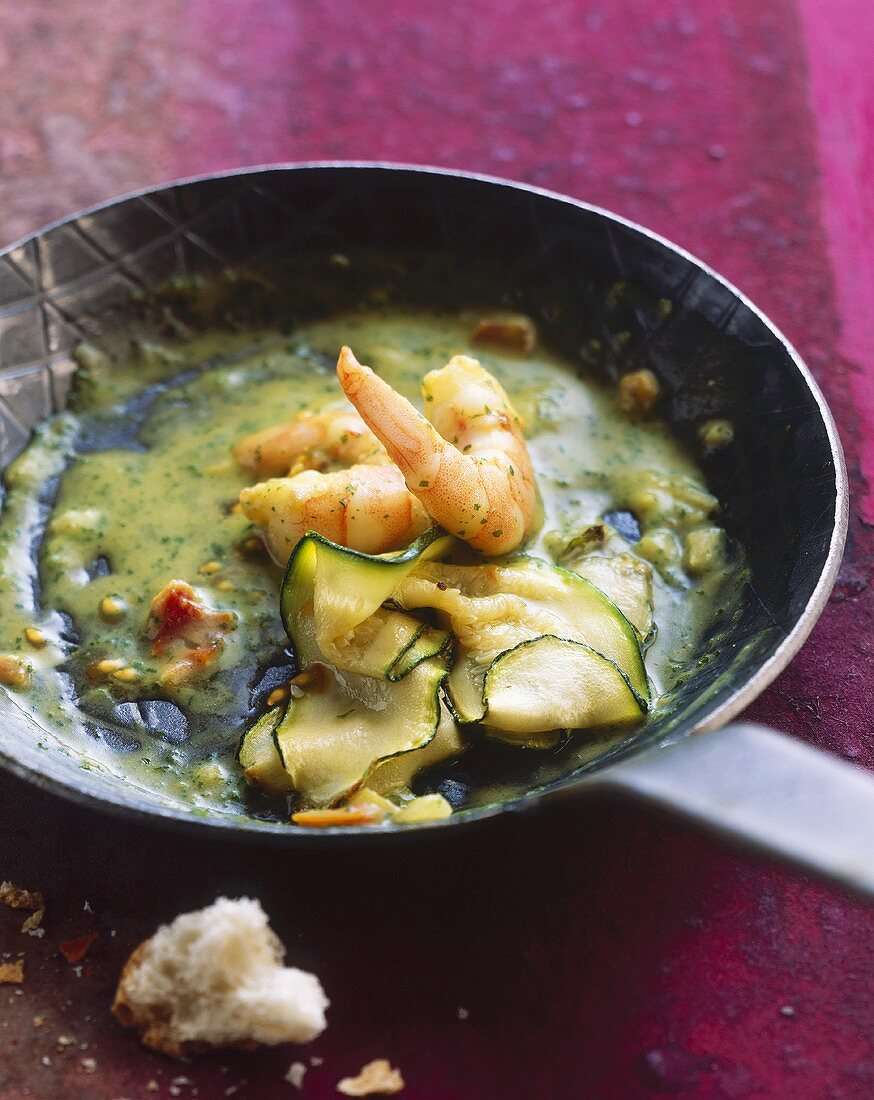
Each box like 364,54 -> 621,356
0,309 -> 742,816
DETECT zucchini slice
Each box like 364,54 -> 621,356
571,552 -> 654,642
276,526 -> 457,807
387,623 -> 451,680
395,555 -> 649,724
262,523 -> 649,796
367,702 -> 465,796
281,526 -> 455,672
482,636 -> 645,742
237,706 -> 290,795
329,606 -> 444,680
445,655 -> 491,725
274,655 -> 447,807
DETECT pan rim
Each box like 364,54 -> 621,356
0,161 -> 849,841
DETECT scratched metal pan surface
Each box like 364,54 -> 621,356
0,165 -> 870,891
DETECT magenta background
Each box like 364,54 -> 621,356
0,2 -> 872,1097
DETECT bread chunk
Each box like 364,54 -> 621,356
0,959 -> 24,984
337,1059 -> 405,1095
0,880 -> 44,910
112,897 -> 328,1057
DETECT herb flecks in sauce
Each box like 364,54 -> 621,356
0,311 -> 741,818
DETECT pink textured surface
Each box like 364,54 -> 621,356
798,0 -> 874,523
0,2 -> 871,1098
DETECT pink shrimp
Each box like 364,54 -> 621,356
336,347 -> 540,555
233,406 -> 385,477
239,463 -> 431,565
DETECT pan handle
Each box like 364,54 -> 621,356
590,723 -> 874,897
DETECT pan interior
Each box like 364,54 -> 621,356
0,168 -> 840,834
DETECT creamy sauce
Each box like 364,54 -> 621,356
0,310 -> 741,817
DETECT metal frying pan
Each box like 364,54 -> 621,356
0,165 -> 870,894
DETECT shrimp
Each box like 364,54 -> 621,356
239,463 -> 431,565
336,347 -> 540,555
233,406 -> 386,477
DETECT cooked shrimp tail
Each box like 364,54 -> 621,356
336,347 -> 539,555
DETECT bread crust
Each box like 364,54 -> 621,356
113,938 -> 261,1057
111,899 -> 327,1058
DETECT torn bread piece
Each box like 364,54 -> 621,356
337,1059 -> 405,1096
21,908 -> 44,936
285,1060 -> 307,1089
0,959 -> 24,984
112,897 -> 328,1058
0,880 -> 45,911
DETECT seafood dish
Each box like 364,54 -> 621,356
0,266 -> 743,827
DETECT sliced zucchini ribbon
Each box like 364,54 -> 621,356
240,527 -> 649,808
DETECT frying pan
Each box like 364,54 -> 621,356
0,164 -> 870,895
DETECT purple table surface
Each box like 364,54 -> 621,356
0,1 -> 872,1098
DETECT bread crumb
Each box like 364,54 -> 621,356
56,1034 -> 77,1048
336,1059 -> 404,1096
0,880 -> 44,911
80,1056 -> 98,1074
21,909 -> 44,934
0,959 -> 24,984
112,897 -> 328,1058
146,1081 -> 160,1093
456,1007 -> 469,1020
285,1061 -> 307,1089
310,1055 -> 324,1067
32,1015 -> 44,1027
